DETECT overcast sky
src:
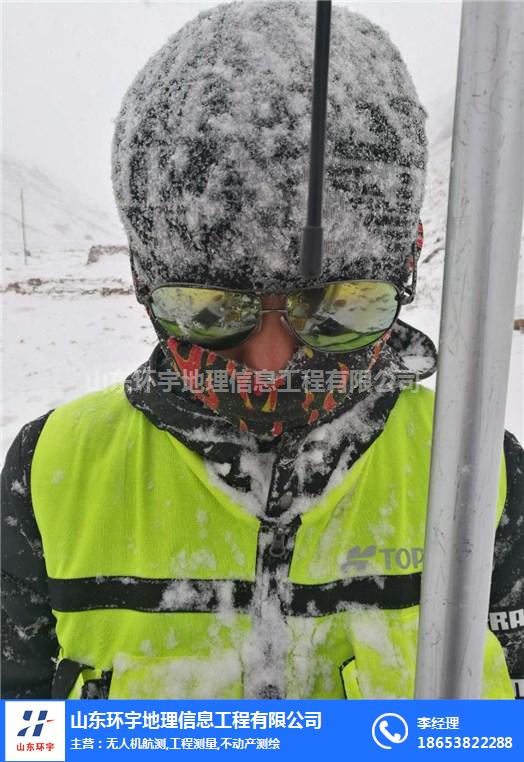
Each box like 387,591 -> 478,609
3,1 -> 461,216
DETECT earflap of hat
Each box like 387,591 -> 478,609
387,317 -> 437,380
411,219 -> 424,275
130,246 -> 151,305
400,219 -> 423,304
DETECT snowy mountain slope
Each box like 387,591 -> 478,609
1,156 -> 125,254
425,88 -> 455,147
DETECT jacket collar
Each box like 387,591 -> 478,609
124,320 -> 436,500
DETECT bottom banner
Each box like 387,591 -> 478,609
1,700 -> 522,761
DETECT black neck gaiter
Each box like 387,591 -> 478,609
160,333 -> 395,440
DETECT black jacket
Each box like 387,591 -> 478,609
2,343 -> 523,699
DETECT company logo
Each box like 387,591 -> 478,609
513,678 -> 524,699
372,712 -> 409,750
341,545 -> 377,571
341,545 -> 424,573
5,702 -> 65,762
489,608 -> 524,632
17,711 -> 54,738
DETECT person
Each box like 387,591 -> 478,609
2,0 -> 523,700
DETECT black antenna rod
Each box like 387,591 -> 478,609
301,0 -> 332,278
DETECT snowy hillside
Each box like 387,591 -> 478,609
1,100 -> 522,457
410,91 -> 524,334
2,156 -> 125,253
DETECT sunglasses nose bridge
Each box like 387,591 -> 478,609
255,306 -> 296,338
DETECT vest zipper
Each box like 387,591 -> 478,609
269,526 -> 287,559
247,516 -> 301,699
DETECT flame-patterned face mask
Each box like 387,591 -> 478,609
159,333 -> 392,440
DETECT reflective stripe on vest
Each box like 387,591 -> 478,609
31,383 -> 512,699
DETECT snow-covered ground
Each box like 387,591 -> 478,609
1,249 -> 156,456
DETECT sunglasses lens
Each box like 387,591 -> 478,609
287,281 -> 399,352
150,287 -> 259,349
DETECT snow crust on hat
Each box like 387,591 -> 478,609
112,0 -> 427,299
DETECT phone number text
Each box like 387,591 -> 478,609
418,736 -> 513,750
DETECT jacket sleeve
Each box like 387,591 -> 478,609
489,430 -> 524,699
1,411 -> 58,698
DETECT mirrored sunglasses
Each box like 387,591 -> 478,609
148,280 -> 402,354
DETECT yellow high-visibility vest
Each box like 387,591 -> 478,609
31,383 -> 512,698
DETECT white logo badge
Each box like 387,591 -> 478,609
5,702 -> 65,762
371,712 -> 409,750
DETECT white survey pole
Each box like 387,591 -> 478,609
415,1 -> 524,699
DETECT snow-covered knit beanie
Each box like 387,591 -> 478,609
112,0 -> 427,302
